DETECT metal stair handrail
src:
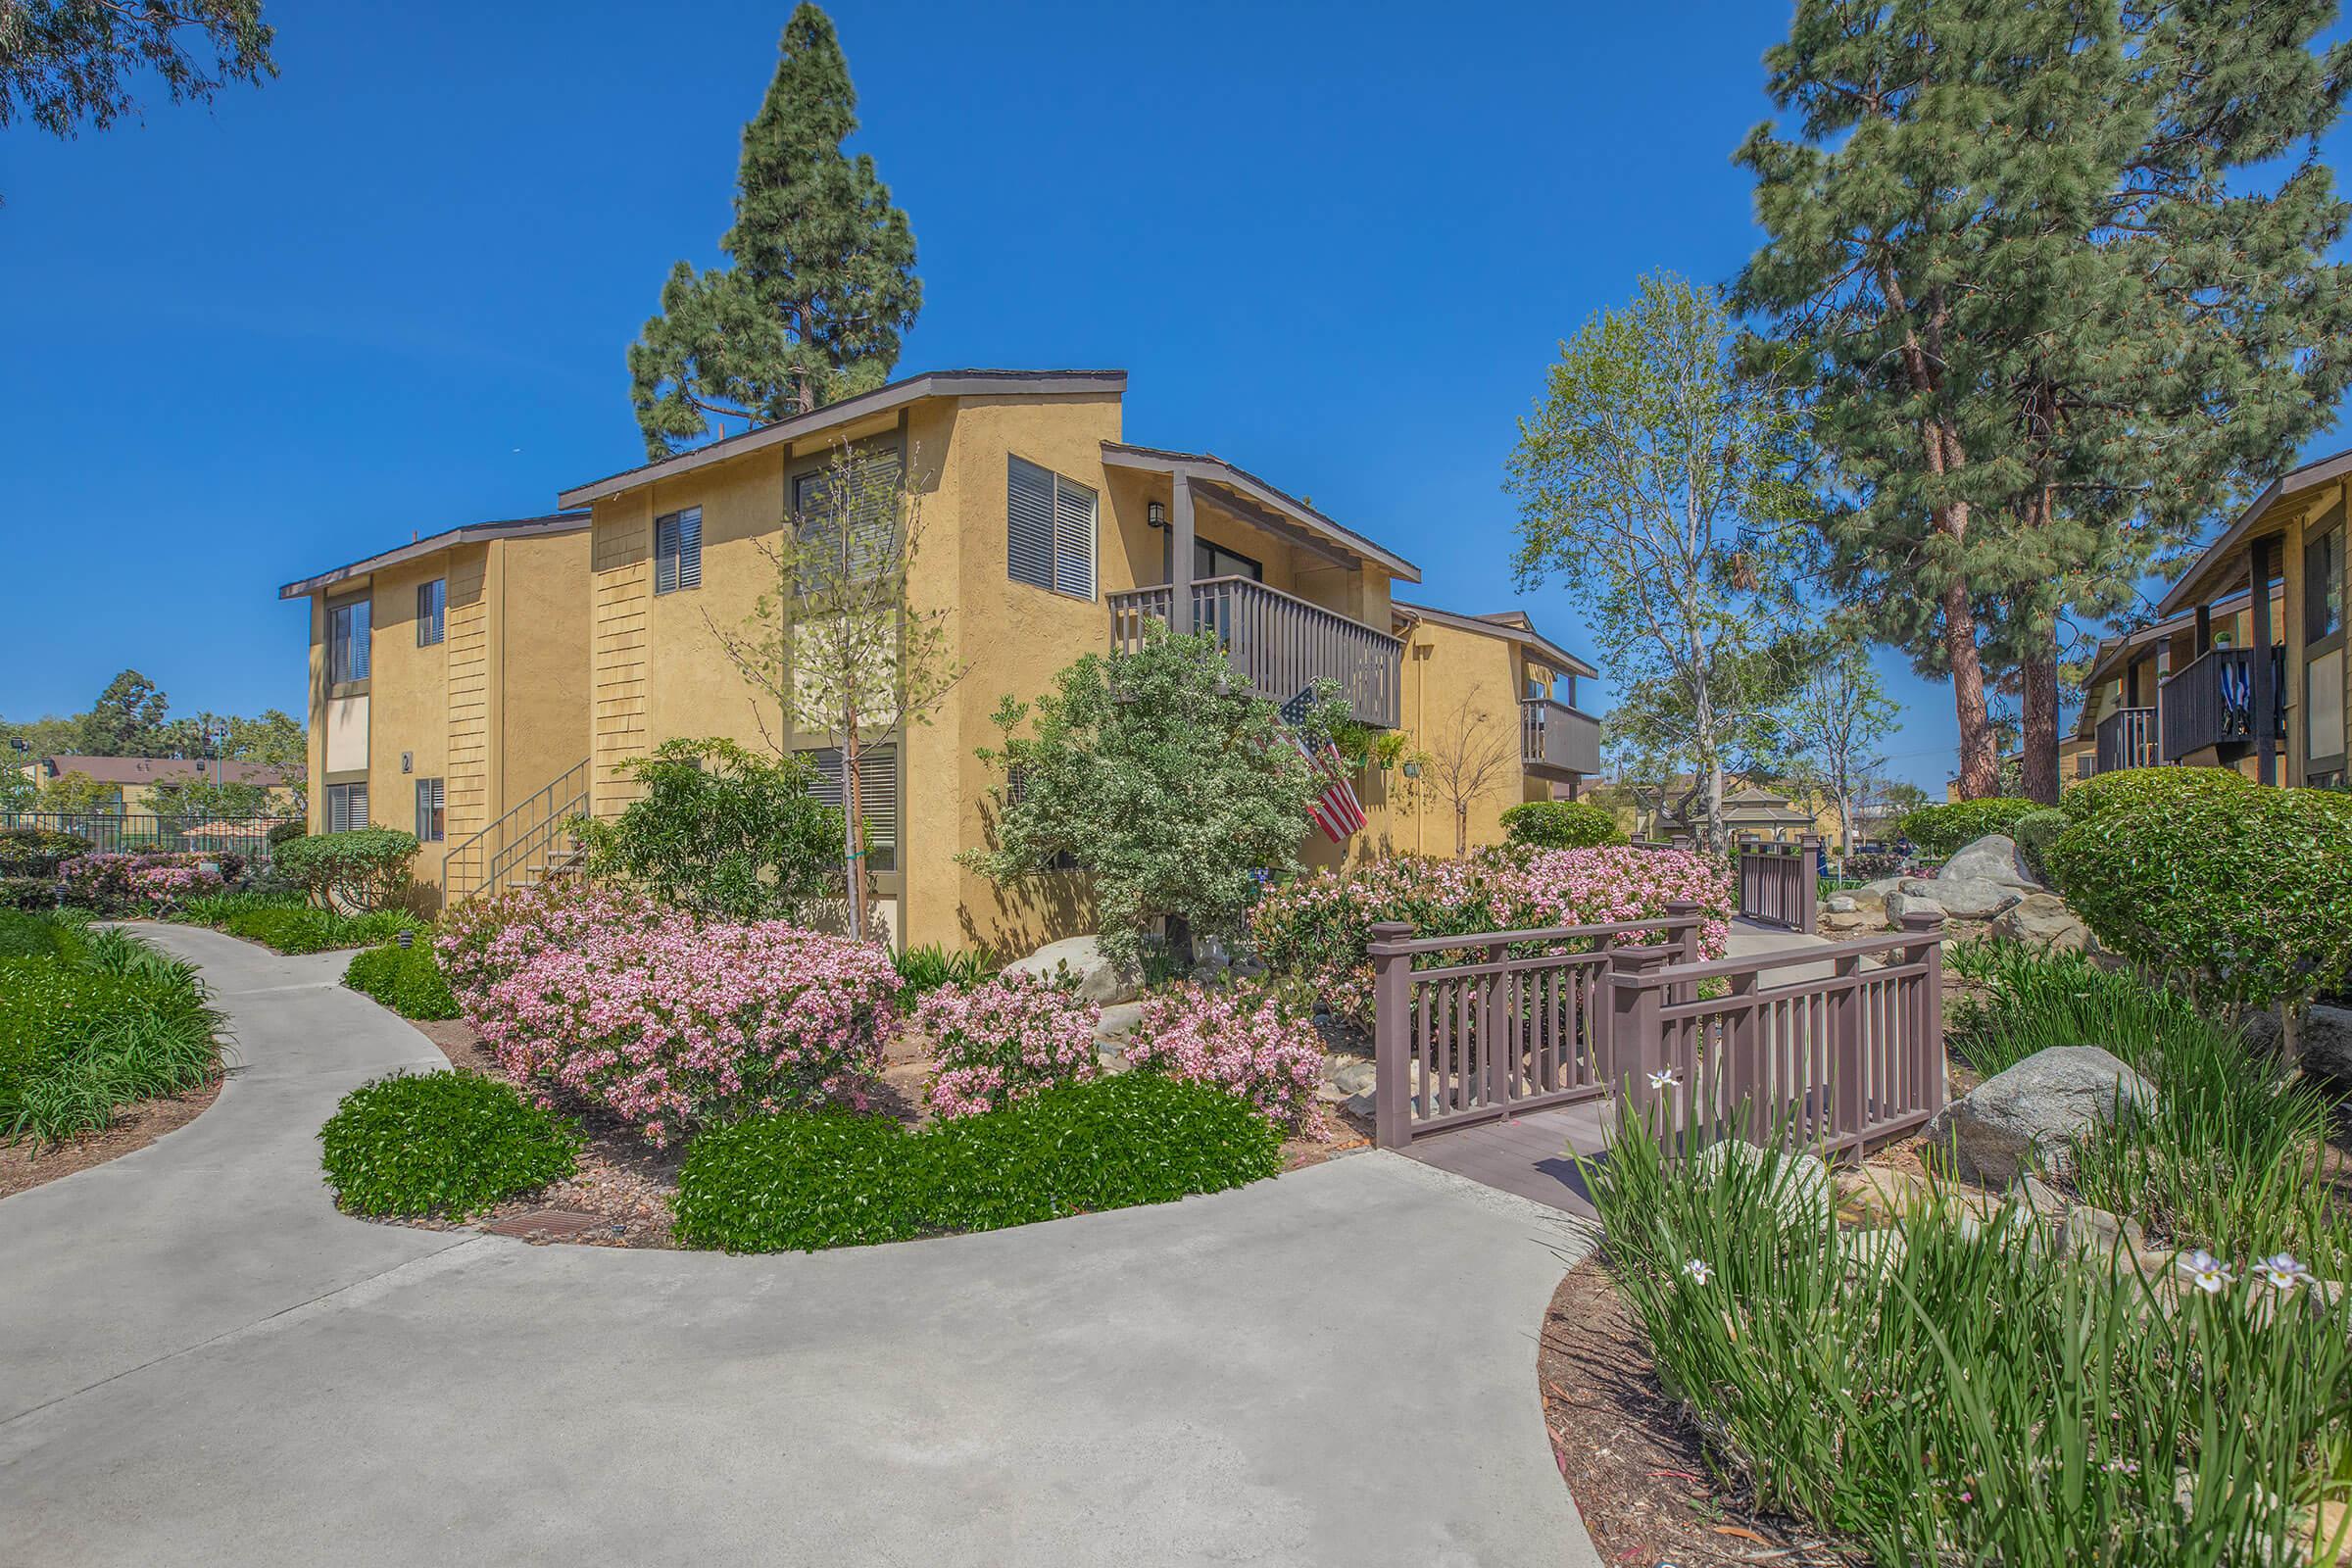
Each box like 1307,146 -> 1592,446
443,759 -> 589,903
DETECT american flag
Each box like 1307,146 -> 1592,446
1289,730 -> 1366,843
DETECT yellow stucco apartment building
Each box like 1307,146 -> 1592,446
286,368 -> 1599,947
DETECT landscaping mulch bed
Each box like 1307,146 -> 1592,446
0,1077 -> 224,1202
1540,1255 -> 1849,1568
396,1013 -> 1357,1249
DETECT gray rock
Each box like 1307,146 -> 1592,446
1923,1045 -> 2156,1185
1345,1090 -> 1377,1120
1991,893 -> 2091,952
1094,1049 -> 1132,1076
1886,889 -> 1947,927
2298,1004 -> 2352,1088
1943,833 -> 2043,892
1857,877 -> 1903,900
1900,873 -> 2022,921
2061,1203 -> 2146,1261
1838,1228 -> 1908,1278
1826,895 -> 1859,914
1003,935 -> 1142,1005
1092,1001 -> 1147,1044
1690,1140 -> 1833,1231
1326,1058 -> 1378,1098
2240,1008 -> 2285,1056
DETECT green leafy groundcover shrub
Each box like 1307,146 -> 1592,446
210,900 -> 426,955
1895,796 -> 2037,856
343,941 -> 459,1020
672,1074 -> 1283,1252
2008,808 -> 2070,885
0,827 -> 90,876
2058,763 -> 2248,822
0,913 -> 221,1144
2045,783 -> 2352,1011
1498,799 -> 1624,849
270,826 -> 418,911
1590,1111 -> 2352,1566
318,1071 -> 580,1218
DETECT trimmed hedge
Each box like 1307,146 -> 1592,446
223,903 -> 427,955
343,941 -> 459,1020
2010,808 -> 2070,885
1499,800 -> 1625,849
672,1073 -> 1285,1252
2045,783 -> 2352,1011
2058,764 -> 2248,823
0,827 -> 90,877
1896,797 -> 2038,857
271,827 -> 417,911
318,1071 -> 580,1218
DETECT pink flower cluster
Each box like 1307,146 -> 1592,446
1124,983 -> 1327,1139
127,861 -> 224,902
438,886 -> 899,1145
1249,846 -> 1734,1026
60,851 -> 229,910
914,971 -> 1102,1118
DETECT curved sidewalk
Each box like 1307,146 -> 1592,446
0,924 -> 1604,1567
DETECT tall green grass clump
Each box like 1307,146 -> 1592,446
890,941 -> 994,1005
1588,1110 -> 2352,1566
1947,938 -> 2207,1079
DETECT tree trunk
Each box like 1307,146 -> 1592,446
1454,801 -> 1468,858
1942,557 -> 1998,798
1704,751 -> 1727,853
843,710 -> 868,944
2022,637 -> 2061,806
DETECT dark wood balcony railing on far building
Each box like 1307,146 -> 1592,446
1105,574 -> 1403,728
2092,707 -> 2158,773
1520,698 -> 1601,777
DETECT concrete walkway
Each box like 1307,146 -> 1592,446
0,925 -> 1603,1568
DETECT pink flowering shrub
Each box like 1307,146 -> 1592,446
914,971 -> 1101,1118
441,887 -> 899,1145
1123,983 -> 1327,1139
127,861 -> 225,904
59,851 -> 229,911
1250,846 -> 1733,1026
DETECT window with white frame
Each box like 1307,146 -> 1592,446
1007,456 -> 1096,600
415,777 -> 445,842
654,507 -> 703,595
326,780 -> 369,833
416,578 -> 446,647
328,596 -> 370,684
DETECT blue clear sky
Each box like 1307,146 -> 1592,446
6,0 -> 2350,787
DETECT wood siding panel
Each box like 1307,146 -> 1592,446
592,512 -> 652,818
444,549 -> 492,841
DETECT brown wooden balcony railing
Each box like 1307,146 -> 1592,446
2160,646 -> 2284,763
1519,698 -> 1601,776
2092,707 -> 2158,773
1105,575 -> 1402,727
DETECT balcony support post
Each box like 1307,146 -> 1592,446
1169,471 -> 1197,636
2252,534 -> 2278,785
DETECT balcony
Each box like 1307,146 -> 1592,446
1106,575 -> 1403,727
1520,698 -> 1600,777
2160,646 -> 2285,763
2092,707 -> 2158,773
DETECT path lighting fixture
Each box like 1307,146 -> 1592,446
397,930 -> 415,951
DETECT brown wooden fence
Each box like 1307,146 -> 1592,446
1368,907 -> 1946,1157
1735,836 -> 1819,934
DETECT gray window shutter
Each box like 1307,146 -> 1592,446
675,508 -> 702,589
1007,457 -> 1054,591
654,514 -> 679,594
808,746 -> 897,872
1052,474 -> 1097,599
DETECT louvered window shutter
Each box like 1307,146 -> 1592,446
1007,457 -> 1054,591
1052,474 -> 1097,599
654,515 -> 678,594
675,508 -> 702,589
808,746 -> 898,872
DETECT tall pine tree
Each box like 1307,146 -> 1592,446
629,4 -> 920,457
1736,0 -> 2352,799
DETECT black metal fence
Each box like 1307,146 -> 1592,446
1,811 -> 298,862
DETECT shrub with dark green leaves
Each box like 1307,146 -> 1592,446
1896,796 -> 2038,857
1498,799 -> 1624,849
2010,808 -> 2070,884
267,819 -> 309,849
570,737 -> 843,921
672,1073 -> 1284,1252
271,827 -> 418,911
318,1071 -> 580,1218
0,827 -> 90,877
2058,764 -> 2247,823
343,941 -> 459,1019
2045,784 -> 2352,1011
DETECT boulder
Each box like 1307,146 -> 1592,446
1885,888 -> 1947,927
1092,1001 -> 1147,1044
1942,833 -> 2043,892
2297,1004 -> 2352,1089
1326,1057 -> 1378,1098
1691,1140 -> 1833,1230
1922,1045 -> 2156,1185
1899,873 -> 2020,922
1002,935 -> 1141,1005
1991,893 -> 2091,953
1832,1163 -> 1940,1224
2060,1203 -> 2145,1262
1825,895 -> 1860,914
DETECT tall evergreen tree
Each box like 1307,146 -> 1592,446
1736,0 -> 2352,800
629,4 -> 920,457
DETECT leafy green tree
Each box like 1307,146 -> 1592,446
1781,625 -> 1899,856
1508,273 -> 1815,850
573,738 -> 843,922
149,777 -> 278,820
629,3 -> 920,456
1735,0 -> 2352,802
961,630 -> 1346,966
76,669 -> 172,756
0,1 -> 274,203
37,768 -> 116,813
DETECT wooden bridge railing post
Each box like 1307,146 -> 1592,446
1369,921 -> 1414,1148
1607,946 -> 1667,1122
1797,834 -> 1822,935
1898,907 -> 1948,1116
1830,952 -> 1863,1149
